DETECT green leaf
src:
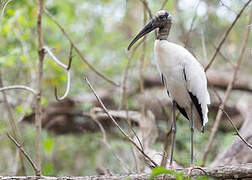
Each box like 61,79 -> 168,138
150,167 -> 176,180
42,162 -> 55,176
16,106 -> 23,113
43,137 -> 54,155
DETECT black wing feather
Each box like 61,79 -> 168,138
183,67 -> 204,132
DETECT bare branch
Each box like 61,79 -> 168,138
139,0 -> 153,19
67,44 -> 73,70
0,0 -> 12,24
160,0 -> 168,10
0,85 -> 37,95
44,44 -> 73,101
43,46 -> 68,69
204,0 -> 251,71
35,0 -> 45,175
0,71 -> 26,174
202,8 -> 252,165
6,133 -> 40,176
54,71 -> 71,101
44,9 -> 119,87
211,43 -> 236,68
184,0 -> 200,48
220,108 -> 252,149
120,38 -> 145,109
90,109 -> 131,173
85,77 -> 158,167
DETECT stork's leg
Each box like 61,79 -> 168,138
190,103 -> 194,165
169,101 -> 176,166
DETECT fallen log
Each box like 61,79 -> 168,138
1,163 -> 252,179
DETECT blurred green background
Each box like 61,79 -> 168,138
0,0 -> 251,177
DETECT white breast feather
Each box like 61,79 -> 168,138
154,40 -> 210,126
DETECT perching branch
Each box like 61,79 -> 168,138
6,133 -> 40,176
2,163 -> 252,179
44,9 -> 119,87
85,77 -> 158,168
204,0 -> 251,71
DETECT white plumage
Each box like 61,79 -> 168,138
128,9 -> 211,166
154,40 -> 210,130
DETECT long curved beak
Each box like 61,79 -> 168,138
128,18 -> 156,51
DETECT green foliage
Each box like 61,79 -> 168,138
0,0 -> 251,176
42,162 -> 55,176
150,166 -> 188,180
150,167 -> 212,180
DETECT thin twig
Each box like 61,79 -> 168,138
54,71 -> 71,101
85,77 -> 158,167
90,110 -> 131,173
67,44 -> 73,70
160,0 -> 168,10
0,0 -> 12,24
43,46 -> 68,69
184,0 -> 200,48
220,108 -> 252,149
0,71 -> 26,174
211,43 -> 236,68
219,0 -> 237,14
139,0 -> 153,19
204,0 -> 251,71
120,38 -> 145,109
200,29 -> 207,63
0,85 -> 37,95
44,9 -> 119,87
6,133 -> 40,176
48,44 -> 73,101
202,8 -> 252,165
119,38 -> 145,171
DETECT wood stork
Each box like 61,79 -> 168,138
128,10 -> 210,167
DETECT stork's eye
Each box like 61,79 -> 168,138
159,15 -> 166,20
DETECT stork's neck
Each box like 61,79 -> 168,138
157,24 -> 171,40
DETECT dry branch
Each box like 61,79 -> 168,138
44,9 -> 119,87
35,0 -> 45,175
0,85 -> 37,95
202,9 -> 252,165
204,0 -> 251,71
211,97 -> 252,166
85,77 -> 158,167
6,133 -> 39,176
2,163 -> 252,179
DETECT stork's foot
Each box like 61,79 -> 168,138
187,165 -> 207,176
167,165 -> 174,170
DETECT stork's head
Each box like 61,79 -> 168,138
128,10 -> 172,50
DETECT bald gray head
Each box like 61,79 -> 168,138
128,10 -> 172,50
155,10 -> 172,40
